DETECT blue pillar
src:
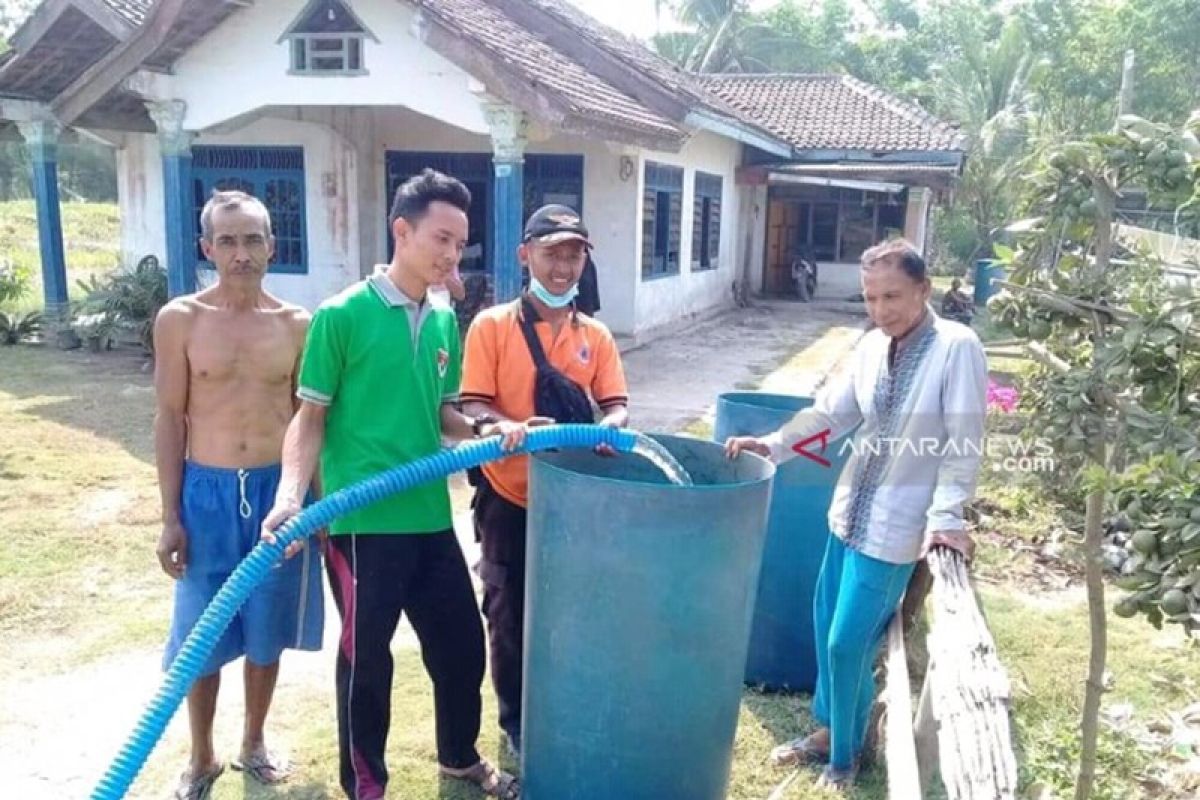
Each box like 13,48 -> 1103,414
482,100 -> 528,304
492,158 -> 524,302
162,151 -> 195,297
18,120 -> 68,319
148,100 -> 196,297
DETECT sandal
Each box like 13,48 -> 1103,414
816,762 -> 858,792
173,763 -> 224,800
769,729 -> 830,767
440,759 -> 521,799
232,748 -> 293,785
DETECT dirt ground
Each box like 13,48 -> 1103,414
0,298 -> 867,798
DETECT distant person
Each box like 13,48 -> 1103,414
575,253 -> 601,316
429,261 -> 466,307
153,190 -> 323,799
941,278 -> 974,325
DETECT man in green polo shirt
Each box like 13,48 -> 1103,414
262,169 -> 529,800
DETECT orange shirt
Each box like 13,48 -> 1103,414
461,301 -> 629,507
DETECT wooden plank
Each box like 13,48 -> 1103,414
926,549 -> 1018,800
72,0 -> 137,41
914,669 -> 940,793
884,611 -> 923,799
10,0 -> 74,52
52,0 -> 188,125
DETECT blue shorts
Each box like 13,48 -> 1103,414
164,462 -> 324,676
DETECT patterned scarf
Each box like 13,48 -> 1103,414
843,324 -> 938,550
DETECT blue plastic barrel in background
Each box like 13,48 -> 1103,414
974,258 -> 1006,305
521,435 -> 773,800
714,392 -> 849,691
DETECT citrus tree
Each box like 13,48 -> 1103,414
987,110 -> 1200,798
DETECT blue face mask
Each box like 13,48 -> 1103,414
529,275 -> 579,309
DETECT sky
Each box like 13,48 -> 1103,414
567,0 -> 779,40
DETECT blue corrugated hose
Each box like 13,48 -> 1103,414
90,424 -> 637,800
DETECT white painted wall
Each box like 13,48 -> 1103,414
742,182 -> 768,296
115,116 -> 359,311
633,131 -> 742,334
115,133 -> 166,270
905,187 -> 933,255
165,0 -> 487,134
534,135 -> 640,336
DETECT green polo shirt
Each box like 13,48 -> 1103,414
298,268 -> 461,534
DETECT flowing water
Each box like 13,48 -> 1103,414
631,434 -> 695,486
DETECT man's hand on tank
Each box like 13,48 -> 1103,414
724,436 -> 771,460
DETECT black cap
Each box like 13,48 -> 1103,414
522,204 -> 592,248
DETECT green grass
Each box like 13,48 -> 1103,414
0,344 -> 164,673
0,200 -> 122,311
4,337 -> 1198,799
682,418 -> 715,439
125,652 -> 882,800
984,587 -> 1195,800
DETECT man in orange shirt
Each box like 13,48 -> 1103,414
461,205 -> 629,756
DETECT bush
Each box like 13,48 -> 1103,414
0,261 -> 30,306
0,310 -> 43,345
74,255 -> 167,353
932,205 -> 980,275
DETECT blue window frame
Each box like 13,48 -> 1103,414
193,146 -> 308,274
524,154 -> 585,218
642,161 -> 683,279
383,151 -> 584,274
693,172 -> 723,271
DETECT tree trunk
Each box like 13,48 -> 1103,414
1074,484 -> 1108,800
1074,173 -> 1118,800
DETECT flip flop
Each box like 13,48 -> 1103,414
769,730 -> 831,767
173,763 -> 224,800
816,762 -> 858,792
439,759 -> 521,799
232,748 -> 293,785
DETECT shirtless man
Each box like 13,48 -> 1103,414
154,190 -> 323,799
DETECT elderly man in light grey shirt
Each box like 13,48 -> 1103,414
726,239 -> 987,791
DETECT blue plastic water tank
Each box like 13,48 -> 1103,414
522,435 -> 773,800
714,392 -> 849,691
974,259 -> 1006,306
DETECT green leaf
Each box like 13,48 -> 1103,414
1147,327 -> 1178,346
1116,574 -> 1158,591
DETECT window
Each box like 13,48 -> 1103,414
692,172 -> 722,271
642,162 -> 683,279
193,146 -> 308,275
524,154 -> 585,219
280,0 -> 377,76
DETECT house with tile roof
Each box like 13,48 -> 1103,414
0,0 -> 964,339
